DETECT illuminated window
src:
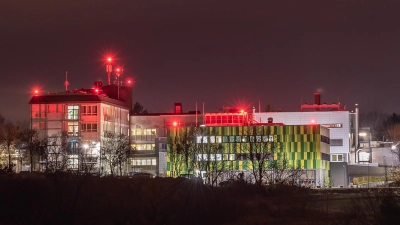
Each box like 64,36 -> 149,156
131,158 -> 157,166
132,144 -> 155,154
196,136 -> 208,143
67,155 -> 79,169
67,106 -> 79,120
235,136 -> 241,142
68,122 -> 79,136
131,128 -> 156,141
47,104 -> 58,113
331,154 -> 343,162
210,136 -> 215,143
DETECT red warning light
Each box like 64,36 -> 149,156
240,109 -> 244,114
173,121 -> 178,126
107,57 -> 112,62
95,89 -> 99,93
311,119 -> 315,124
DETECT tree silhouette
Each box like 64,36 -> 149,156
132,102 -> 148,114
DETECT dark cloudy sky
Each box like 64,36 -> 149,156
1,0 -> 400,121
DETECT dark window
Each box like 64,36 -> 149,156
330,139 -> 343,146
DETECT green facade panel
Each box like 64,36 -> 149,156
166,125 -> 330,178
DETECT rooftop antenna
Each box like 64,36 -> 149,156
65,71 -> 69,91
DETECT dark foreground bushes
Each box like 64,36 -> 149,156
1,175 -> 400,225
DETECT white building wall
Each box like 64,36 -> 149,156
255,111 -> 350,162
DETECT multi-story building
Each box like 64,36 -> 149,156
129,103 -> 201,176
166,124 -> 331,186
29,82 -> 131,173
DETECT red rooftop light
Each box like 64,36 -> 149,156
107,57 -> 112,62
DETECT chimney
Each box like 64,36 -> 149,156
314,92 -> 321,105
175,103 -> 182,114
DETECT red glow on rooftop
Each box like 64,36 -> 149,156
173,121 -> 178,126
107,57 -> 112,62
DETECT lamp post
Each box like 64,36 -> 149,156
367,161 -> 370,189
343,164 -> 346,188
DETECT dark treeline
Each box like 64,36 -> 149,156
1,174 -> 400,225
360,111 -> 400,142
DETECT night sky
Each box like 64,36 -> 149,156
2,0 -> 400,121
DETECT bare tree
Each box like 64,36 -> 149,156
169,127 -> 198,177
18,128 -> 43,172
132,102 -> 148,114
265,103 -> 275,112
385,123 -> 400,144
0,122 -> 19,172
42,132 -> 69,173
241,126 -> 276,186
359,111 -> 387,141
268,152 -> 305,185
168,127 -> 228,185
195,134 -> 227,186
101,132 -> 131,176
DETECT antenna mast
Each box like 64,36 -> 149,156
65,71 -> 69,91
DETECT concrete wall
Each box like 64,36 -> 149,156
330,162 -> 348,187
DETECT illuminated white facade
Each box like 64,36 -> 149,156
253,111 -> 351,163
30,91 -> 130,172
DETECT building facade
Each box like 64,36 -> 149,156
129,110 -> 201,176
167,124 -> 331,186
29,84 -> 131,173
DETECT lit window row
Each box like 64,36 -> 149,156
195,135 -> 274,143
131,158 -> 157,166
132,144 -> 155,151
196,154 -> 236,161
